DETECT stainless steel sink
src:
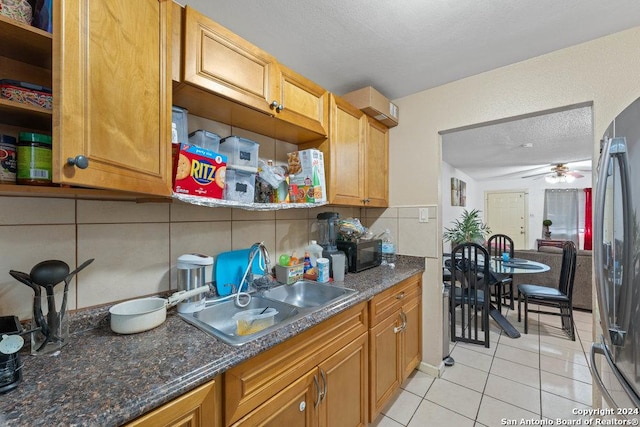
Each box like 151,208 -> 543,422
261,280 -> 358,308
179,281 -> 358,346
179,295 -> 299,346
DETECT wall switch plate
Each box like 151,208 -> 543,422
419,208 -> 429,223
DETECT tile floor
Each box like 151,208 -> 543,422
371,306 -> 594,426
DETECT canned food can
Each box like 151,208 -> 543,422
0,135 -> 17,184
17,132 -> 52,185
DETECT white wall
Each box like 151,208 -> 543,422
388,26 -> 640,371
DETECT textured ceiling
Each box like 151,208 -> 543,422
182,0 -> 640,100
442,106 -> 594,181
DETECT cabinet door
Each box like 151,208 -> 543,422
318,333 -> 368,427
326,94 -> 365,205
275,63 -> 328,137
231,370 -> 317,427
368,311 -> 402,420
125,379 -> 219,427
54,0 -> 172,196
364,117 -> 389,207
401,295 -> 422,381
182,6 -> 277,115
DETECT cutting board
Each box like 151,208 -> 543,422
215,248 -> 264,296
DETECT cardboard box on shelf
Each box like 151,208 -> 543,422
172,143 -> 227,199
287,149 -> 326,203
341,86 -> 399,127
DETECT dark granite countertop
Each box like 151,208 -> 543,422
0,256 -> 424,426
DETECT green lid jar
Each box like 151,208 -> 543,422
17,132 -> 53,185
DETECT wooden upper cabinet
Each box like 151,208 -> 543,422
275,63 -> 329,137
364,116 -> 389,207
323,94 -> 366,206
54,0 -> 172,196
318,95 -> 389,207
172,4 -> 327,144
182,5 -> 277,114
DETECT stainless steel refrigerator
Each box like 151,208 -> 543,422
592,96 -> 640,411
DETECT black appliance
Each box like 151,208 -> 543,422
336,239 -> 382,273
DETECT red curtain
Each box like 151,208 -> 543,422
584,188 -> 593,250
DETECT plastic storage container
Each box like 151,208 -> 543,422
188,130 -> 221,152
224,168 -> 256,203
219,136 -> 259,171
233,308 -> 278,336
171,106 -> 189,145
305,240 -> 324,269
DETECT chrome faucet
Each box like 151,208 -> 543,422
245,242 -> 274,290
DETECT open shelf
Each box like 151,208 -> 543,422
0,15 -> 52,69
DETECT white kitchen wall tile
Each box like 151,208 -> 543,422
397,207 -> 419,218
170,203 -> 231,222
367,217 -> 398,242
398,218 -> 437,257
275,208 -> 309,221
77,223 -> 170,307
0,197 -> 75,225
170,221 -> 232,289
77,200 -> 169,224
0,225 -> 76,320
231,220 -> 275,252
275,219 -> 309,257
231,208 -> 275,222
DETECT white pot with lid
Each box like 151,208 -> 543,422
177,253 -> 213,313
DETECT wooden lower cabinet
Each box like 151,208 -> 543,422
232,333 -> 368,427
125,378 -> 220,427
368,274 -> 423,421
224,303 -> 368,426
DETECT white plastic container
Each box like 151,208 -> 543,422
189,130 -> 221,152
219,136 -> 259,170
232,308 -> 278,336
317,258 -> 330,283
171,106 -> 188,144
305,240 -> 324,269
224,168 -> 256,203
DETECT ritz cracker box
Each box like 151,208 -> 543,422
172,143 -> 227,198
287,149 -> 327,203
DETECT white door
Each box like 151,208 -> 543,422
485,191 -> 528,249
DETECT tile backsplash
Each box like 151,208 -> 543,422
0,197 -> 437,321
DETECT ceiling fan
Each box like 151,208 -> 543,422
521,162 -> 590,183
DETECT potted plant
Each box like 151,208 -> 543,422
542,219 -> 552,239
443,209 -> 492,247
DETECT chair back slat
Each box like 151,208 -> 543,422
558,241 -> 578,296
449,242 -> 491,348
487,234 -> 514,258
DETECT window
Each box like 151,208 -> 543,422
543,189 -> 585,248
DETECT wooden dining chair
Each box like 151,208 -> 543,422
486,234 -> 515,309
517,241 -> 577,340
448,242 -> 491,348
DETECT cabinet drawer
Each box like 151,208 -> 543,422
368,273 -> 422,327
224,302 -> 367,425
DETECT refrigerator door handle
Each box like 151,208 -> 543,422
594,137 -> 614,341
592,341 -> 640,408
591,342 -> 618,408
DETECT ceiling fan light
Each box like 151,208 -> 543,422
565,174 -> 576,183
545,175 -> 559,184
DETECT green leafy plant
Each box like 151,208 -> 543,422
443,209 -> 492,245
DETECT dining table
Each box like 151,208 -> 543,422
443,254 -> 550,339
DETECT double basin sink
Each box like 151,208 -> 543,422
179,280 -> 358,346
